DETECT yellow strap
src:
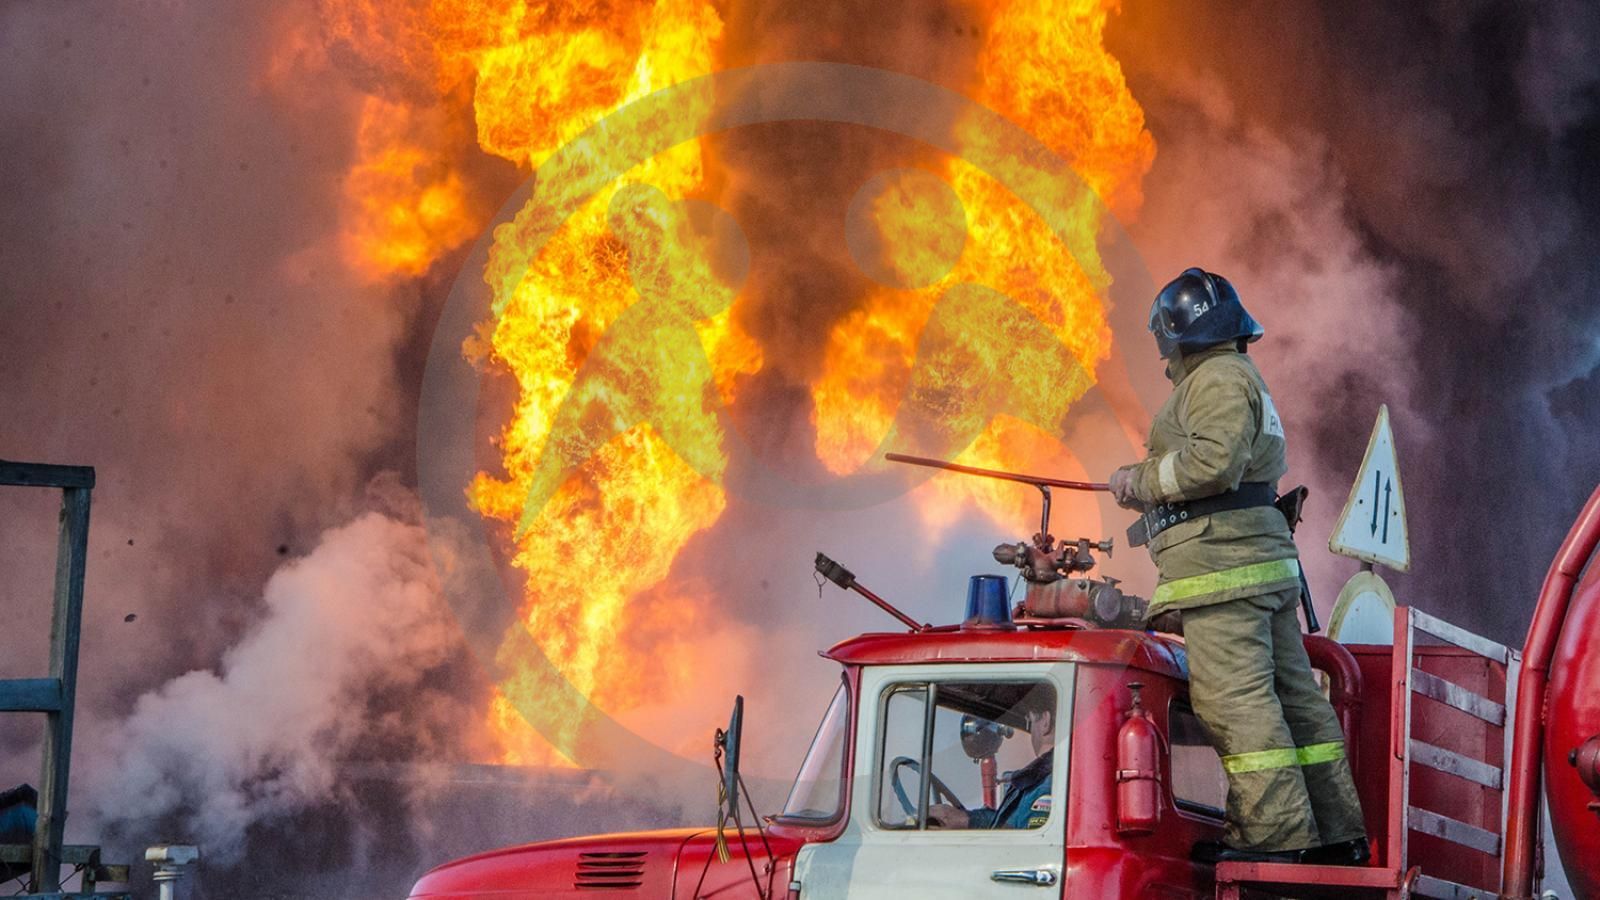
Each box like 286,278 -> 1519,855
1221,747 -> 1300,774
1297,741 -> 1347,766
1151,558 -> 1301,606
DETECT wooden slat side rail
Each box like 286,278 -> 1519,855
0,462 -> 95,490
1410,669 -> 1506,725
0,678 -> 63,713
1410,739 -> 1504,790
1410,873 -> 1504,900
1408,806 -> 1502,856
1409,609 -> 1510,664
1388,606 -> 1515,898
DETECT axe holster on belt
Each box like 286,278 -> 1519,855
1274,485 -> 1321,633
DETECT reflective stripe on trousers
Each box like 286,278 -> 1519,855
1182,588 -> 1368,850
1222,740 -> 1347,774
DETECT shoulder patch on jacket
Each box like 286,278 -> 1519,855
1261,391 -> 1285,438
1027,794 -> 1051,829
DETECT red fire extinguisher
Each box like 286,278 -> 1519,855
1117,682 -> 1162,835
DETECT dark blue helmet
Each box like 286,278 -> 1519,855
1147,267 -> 1263,359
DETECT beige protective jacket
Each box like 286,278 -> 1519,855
1121,345 -> 1300,616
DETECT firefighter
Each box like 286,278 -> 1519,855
927,695 -> 1054,830
1107,268 -> 1368,865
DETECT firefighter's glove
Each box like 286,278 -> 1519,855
1109,467 -> 1142,510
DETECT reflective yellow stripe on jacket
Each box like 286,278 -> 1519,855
1222,741 -> 1347,774
1150,558 -> 1301,608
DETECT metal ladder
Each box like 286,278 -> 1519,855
0,461 -> 130,898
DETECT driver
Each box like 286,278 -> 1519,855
927,697 -> 1055,829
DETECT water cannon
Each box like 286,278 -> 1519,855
994,536 -> 1113,579
887,453 -> 1147,627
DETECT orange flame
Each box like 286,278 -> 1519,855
813,0 -> 1153,536
315,0 -> 1151,767
458,0 -> 740,765
341,96 -> 479,279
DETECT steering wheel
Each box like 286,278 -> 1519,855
887,756 -> 965,818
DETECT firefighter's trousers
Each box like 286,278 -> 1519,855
1183,587 -> 1367,851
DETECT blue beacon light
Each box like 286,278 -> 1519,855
964,574 -> 1015,629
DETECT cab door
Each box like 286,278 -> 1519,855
791,663 -> 1073,899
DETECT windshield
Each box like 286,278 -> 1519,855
779,682 -> 850,820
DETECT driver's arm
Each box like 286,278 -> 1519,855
929,804 -> 997,829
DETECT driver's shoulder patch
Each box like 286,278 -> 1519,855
1027,793 -> 1051,828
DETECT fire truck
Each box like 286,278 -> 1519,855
406,460 -> 1600,900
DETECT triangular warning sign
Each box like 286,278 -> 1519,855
1329,404 -> 1411,572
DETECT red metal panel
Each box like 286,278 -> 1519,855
1347,644 -> 1399,869
1544,565 -> 1600,900
824,628 -> 1188,680
673,831 -> 802,899
1505,485 -> 1600,897
406,828 -> 704,898
1068,668 -> 1219,898
1404,645 -> 1507,892
1214,859 -> 1403,893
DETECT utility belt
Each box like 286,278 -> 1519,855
1127,482 -> 1278,548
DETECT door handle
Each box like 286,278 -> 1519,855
991,867 -> 1058,886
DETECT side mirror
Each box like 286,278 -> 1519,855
719,695 -> 744,813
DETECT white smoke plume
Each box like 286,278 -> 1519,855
1119,65 -> 1420,606
77,494 -> 465,864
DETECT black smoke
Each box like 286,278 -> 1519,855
1108,0 -> 1600,643
3,1 -> 1597,896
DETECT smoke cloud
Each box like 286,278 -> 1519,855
1108,0 -> 1600,641
3,0 -> 1598,895
80,494 -> 467,864
0,1 -> 515,893
1107,66 -> 1421,607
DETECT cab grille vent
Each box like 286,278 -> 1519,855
574,851 -> 647,890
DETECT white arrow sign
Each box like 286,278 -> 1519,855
1329,404 -> 1411,571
